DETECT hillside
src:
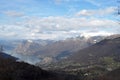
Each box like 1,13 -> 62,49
98,67 -> 120,80
14,36 -> 105,64
0,51 -> 17,60
40,37 -> 120,79
67,37 -> 120,65
0,52 -> 77,80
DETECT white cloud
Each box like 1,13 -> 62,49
76,7 -> 116,16
0,6 -> 119,40
2,10 -> 24,17
80,31 -> 114,38
0,15 -> 119,40
24,16 -> 118,29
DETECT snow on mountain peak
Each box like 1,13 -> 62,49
27,40 -> 33,43
80,31 -> 114,39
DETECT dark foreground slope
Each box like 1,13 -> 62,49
0,52 -> 77,80
98,67 -> 120,80
0,51 -> 17,60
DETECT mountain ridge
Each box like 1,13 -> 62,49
65,37 -> 120,65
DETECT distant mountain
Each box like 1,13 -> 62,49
39,36 -> 120,80
66,37 -> 120,65
106,34 -> 120,39
0,39 -> 53,54
0,52 -> 77,80
0,39 -> 54,64
1,34 -> 119,64
0,39 -> 21,53
14,39 -> 54,55
14,36 -> 106,64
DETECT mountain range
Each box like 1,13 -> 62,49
13,35 -> 106,64
66,37 -> 120,65
0,34 -> 120,64
0,34 -> 120,80
38,35 -> 120,72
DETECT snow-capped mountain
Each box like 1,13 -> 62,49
13,35 -> 108,64
1,33 -> 119,64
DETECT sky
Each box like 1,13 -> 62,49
0,0 -> 120,40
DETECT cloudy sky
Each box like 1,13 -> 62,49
0,0 -> 119,40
